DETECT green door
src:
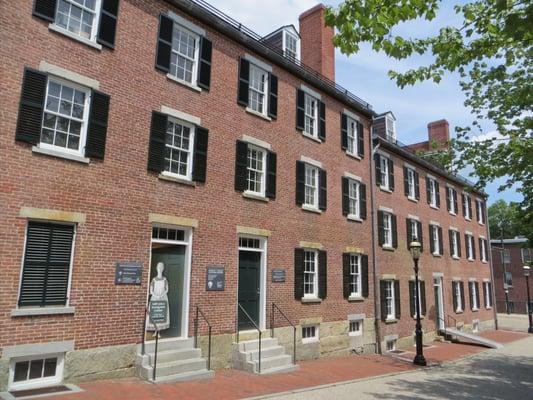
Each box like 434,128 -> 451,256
150,246 -> 186,338
238,251 -> 261,330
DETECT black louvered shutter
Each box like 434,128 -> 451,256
377,211 -> 385,246
460,282 -> 465,311
483,282 -> 487,308
361,255 -> 369,297
481,201 -> 486,223
394,280 -> 401,319
418,221 -> 423,252
388,158 -> 395,191
464,234 -> 469,258
85,90 -> 110,159
296,89 -> 305,131
357,121 -> 364,157
360,183 -> 367,220
294,249 -> 304,300
438,227 -> 444,255
342,253 -> 350,299
19,222 -> 74,307
268,73 -> 278,119
237,58 -> 250,106
341,177 -> 350,216
380,280 -> 387,322
147,111 -> 167,172
340,113 -> 348,150
318,169 -> 327,210
391,214 -> 398,248
295,161 -> 305,205
435,182 -> 441,207
448,230 -> 454,256
469,282 -> 474,310
468,197 -> 473,219
403,167 -> 409,196
452,282 -> 458,312
429,225 -> 435,254
266,151 -> 277,199
426,177 -> 431,204
318,250 -> 327,299
374,154 -> 382,186
414,171 -> 420,199
155,14 -> 173,72
409,281 -> 415,317
476,200 -> 481,222
420,281 -> 426,315
475,282 -> 480,308
462,194 -> 467,217
479,238 -> 483,260
192,126 -> 209,183
16,68 -> 47,145
197,37 -> 212,90
318,100 -> 326,141
446,187 -> 451,212
234,140 -> 248,192
406,218 -> 413,250
453,190 -> 458,214
457,232 -> 462,257
97,0 -> 119,49
33,0 -> 57,22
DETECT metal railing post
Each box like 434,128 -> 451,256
207,325 -> 212,370
258,331 -> 262,373
194,306 -> 199,348
153,332 -> 159,381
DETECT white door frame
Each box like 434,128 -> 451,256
433,275 -> 445,330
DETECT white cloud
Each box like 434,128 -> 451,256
471,130 -> 502,143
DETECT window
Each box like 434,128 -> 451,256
163,118 -> 194,179
304,93 -> 318,137
346,116 -> 358,155
170,24 -> 199,84
349,254 -> 361,297
304,164 -> 319,208
349,320 -> 362,336
248,64 -> 269,114
18,222 -> 75,308
504,271 -> 513,288
522,248 -> 532,263
9,355 -> 63,390
246,145 -> 266,195
406,168 -> 416,199
480,239 -> 488,262
431,225 -> 440,255
303,250 -> 318,298
455,282 -> 463,312
284,31 -> 299,60
384,280 -> 395,320
428,178 -> 438,207
152,226 -> 185,242
412,281 -> 423,316
447,187 -> 457,214
466,234 -> 474,260
379,155 -> 390,189
348,179 -> 360,218
463,193 -> 471,219
503,249 -> 511,264
382,213 -> 393,248
41,78 -> 91,155
239,237 -> 261,249
386,339 -> 397,352
451,230 -> 459,258
476,199 -> 485,224
302,325 -> 318,343
484,282 -> 492,308
55,0 -> 101,41
385,115 -> 396,141
470,282 -> 479,310
410,219 -> 419,242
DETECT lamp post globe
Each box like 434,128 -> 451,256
410,239 -> 426,366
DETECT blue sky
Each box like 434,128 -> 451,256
206,0 -> 521,205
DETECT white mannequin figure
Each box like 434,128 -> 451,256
147,262 -> 170,332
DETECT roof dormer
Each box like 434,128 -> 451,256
262,25 -> 301,62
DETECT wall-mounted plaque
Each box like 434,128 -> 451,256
149,300 -> 168,325
115,262 -> 142,285
272,269 -> 286,283
206,266 -> 225,291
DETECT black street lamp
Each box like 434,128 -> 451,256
410,239 -> 427,366
524,265 -> 533,334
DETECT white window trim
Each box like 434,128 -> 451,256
450,229 -> 459,258
471,282 -> 479,311
481,239 -> 488,263
8,353 -> 65,391
431,225 -> 440,256
347,179 -> 361,220
282,30 -> 300,61
245,143 -> 267,197
303,249 -> 319,299
484,282 -> 492,308
448,187 -> 457,215
522,248 -> 531,263
455,282 -> 463,312
379,155 -> 390,190
303,92 -> 319,139
348,319 -> 363,337
382,213 -> 393,248
476,199 -> 485,225
161,117 -> 195,181
168,23 -> 201,88
407,168 -> 416,200
385,280 -> 396,321
463,193 -> 471,220
168,11 -> 206,36
247,63 -> 270,116
303,164 -> 320,210
429,178 -> 438,208
301,325 -> 319,343
349,253 -> 362,297
466,234 -> 474,261
346,115 -> 359,156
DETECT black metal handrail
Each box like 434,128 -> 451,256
270,303 -> 297,364
437,314 -> 458,339
194,306 -> 213,370
141,307 -> 160,381
236,303 -> 262,373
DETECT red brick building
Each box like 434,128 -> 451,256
0,0 -> 494,392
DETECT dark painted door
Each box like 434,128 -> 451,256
238,250 -> 261,330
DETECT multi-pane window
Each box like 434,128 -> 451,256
304,164 -> 319,208
410,219 -> 419,242
302,325 -> 318,342
448,187 -> 457,214
246,145 -> 266,195
303,250 -> 318,298
380,155 -> 389,189
484,282 -> 492,308
349,320 -> 362,336
384,280 -> 395,320
170,25 -> 199,84
152,227 -> 185,242
429,178 -> 438,207
455,282 -> 463,312
164,118 -> 194,179
466,234 -> 474,260
284,31 -> 299,60
476,199 -> 485,224
386,339 -> 396,351
11,356 -> 61,389
238,237 -> 261,249
451,230 -> 459,258
55,0 -> 101,41
348,179 -> 360,218
248,64 -> 268,114
504,271 -> 513,288
41,79 -> 90,155
346,117 -> 357,155
385,116 -> 395,141
349,254 -> 361,297
480,239 -> 487,262
383,213 -> 392,247
463,194 -> 471,219
522,248 -> 532,263
412,281 -> 423,316
470,282 -> 479,310
407,168 -> 416,199
304,94 -> 318,137
431,225 -> 440,255
503,249 -> 511,264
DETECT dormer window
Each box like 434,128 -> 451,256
283,31 -> 300,60
386,115 -> 396,141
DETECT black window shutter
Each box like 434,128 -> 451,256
295,161 -> 305,205
388,158 -> 395,190
414,171 -> 420,199
448,230 -> 454,256
85,90 -> 110,159
479,238 -> 483,260
483,282 -> 487,308
391,214 -> 398,248
341,177 -> 349,216
429,225 -> 435,254
33,0 -> 57,22
438,227 -> 444,255
377,211 -> 384,246
394,280 -> 401,319
469,282 -> 474,310
147,111 -> 167,172
357,121 -> 364,157
453,190 -> 458,214
468,197 -> 473,218
418,221 -> 423,252
420,281 -> 426,315
462,194 -> 467,216
19,222 -> 74,307
361,255 -> 369,297
265,151 -> 277,199
403,167 -> 409,196
342,253 -> 350,299
195,36 -> 213,90
457,232 -> 462,257
446,187 -> 451,211
296,89 -> 305,131
268,73 -> 278,119
318,250 -> 327,299
294,248 -> 304,300
237,58 -> 250,106
318,168 -> 327,210
452,282 -> 458,312
476,200 -> 480,221
409,280 -> 415,318
192,126 -> 209,183
340,113 -> 348,150
426,177 -> 431,204
234,140 -> 248,192
360,183 -> 367,220
406,218 -> 412,250
435,182 -> 441,207
475,282 -> 480,308
155,14 -> 173,72
380,280 -> 387,322
318,100 -> 326,141
374,154 -> 382,186
464,234 -> 469,258
16,68 -> 47,145
460,282 -> 465,311
97,0 -> 119,49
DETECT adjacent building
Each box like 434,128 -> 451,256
0,0 -> 495,392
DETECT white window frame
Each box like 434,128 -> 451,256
484,282 -> 492,308
245,144 -> 266,196
303,93 -> 318,138
432,225 -> 440,256
481,239 -> 488,263
40,77 -> 91,157
448,187 -> 456,214
346,116 -> 358,156
8,353 -> 65,391
303,249 -> 318,299
169,23 -> 200,85
455,282 -> 463,312
248,63 -> 269,115
348,179 -> 361,219
302,325 -> 319,343
162,117 -> 195,181
349,254 -> 362,297
471,282 -> 479,310
410,219 -> 419,242
466,234 -> 474,260
386,339 -> 397,351
283,30 -> 300,61
429,178 -> 438,208
304,163 -> 319,209
463,193 -> 471,220
451,230 -> 459,258
522,248 -> 531,263
385,280 -> 395,321
407,168 -> 416,199
383,213 -> 393,248
54,0 -> 102,43
477,199 -> 485,224
348,319 -> 362,337
385,116 -> 396,141
380,155 -> 390,190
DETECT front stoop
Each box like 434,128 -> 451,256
136,338 -> 214,383
233,337 -> 299,374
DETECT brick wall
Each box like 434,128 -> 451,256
492,242 -> 530,310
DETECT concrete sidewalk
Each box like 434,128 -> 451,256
497,313 -> 531,332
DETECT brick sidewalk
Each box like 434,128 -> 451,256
35,330 -> 528,400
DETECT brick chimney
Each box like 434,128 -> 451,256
427,119 -> 449,151
299,4 -> 335,81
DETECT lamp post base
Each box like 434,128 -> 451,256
413,354 -> 427,366
528,327 -> 533,334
